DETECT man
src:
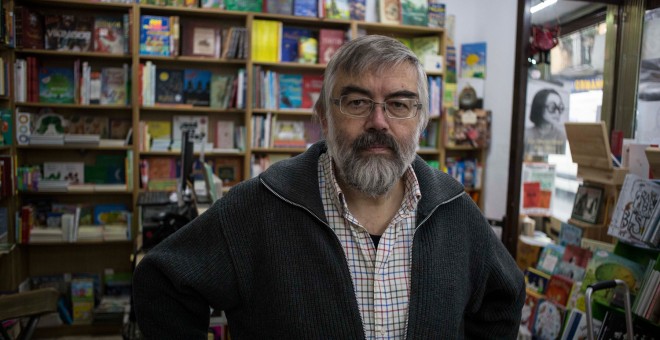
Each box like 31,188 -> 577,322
133,35 -> 525,339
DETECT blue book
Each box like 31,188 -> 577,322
281,27 -> 312,62
184,69 -> 212,106
139,15 -> 171,56
279,74 -> 302,109
38,67 -> 75,104
293,0 -> 318,17
349,0 -> 366,20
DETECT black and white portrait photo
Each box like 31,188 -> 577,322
524,79 -> 570,159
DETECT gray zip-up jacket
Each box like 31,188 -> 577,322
133,141 -> 525,339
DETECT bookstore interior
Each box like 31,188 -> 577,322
0,0 -> 658,338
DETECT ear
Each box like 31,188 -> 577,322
314,99 -> 330,136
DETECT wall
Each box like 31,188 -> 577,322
444,0 -> 519,220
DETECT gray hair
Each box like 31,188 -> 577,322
314,34 -> 430,132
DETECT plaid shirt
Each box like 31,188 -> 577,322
318,152 -> 421,339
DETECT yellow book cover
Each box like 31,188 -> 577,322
148,120 -> 172,140
251,20 -> 281,62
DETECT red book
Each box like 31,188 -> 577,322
302,74 -> 323,109
545,274 -> 573,307
318,29 -> 345,64
17,6 -> 44,49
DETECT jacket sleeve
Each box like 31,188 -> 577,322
132,201 -> 240,339
465,231 -> 526,339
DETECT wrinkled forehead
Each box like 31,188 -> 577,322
332,62 -> 419,93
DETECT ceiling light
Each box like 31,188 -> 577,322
530,0 -> 558,14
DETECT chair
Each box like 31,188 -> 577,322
0,288 -> 60,340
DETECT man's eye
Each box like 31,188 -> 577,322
389,100 -> 410,109
348,99 -> 369,107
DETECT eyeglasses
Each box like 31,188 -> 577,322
545,103 -> 565,114
332,95 -> 422,119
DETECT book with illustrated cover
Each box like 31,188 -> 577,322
578,249 -> 646,307
521,289 -> 542,331
558,222 -> 583,246
109,118 -> 132,140
215,157 -> 242,186
172,115 -> 208,142
325,0 -> 350,19
428,0 -> 446,28
94,16 -> 124,54
16,6 -> 44,49
83,116 -> 109,138
210,74 -> 235,108
279,74 -> 302,109
293,0 -> 318,16
272,120 -> 305,148
101,66 -> 128,105
298,36 -> 317,64
401,0 -> 428,26
139,15 -> 171,56
460,42 -> 487,79
182,19 -> 221,57
302,74 -> 323,109
39,67 -> 75,104
532,299 -> 565,340
44,14 -> 94,52
379,0 -> 400,24
608,173 -> 660,246
155,69 -> 184,104
545,274 -> 573,306
224,0 -> 263,11
536,244 -> 565,275
266,0 -> 293,15
525,267 -> 551,295
319,29 -> 345,64
349,0 -> 366,20
281,27 -> 312,62
555,244 -> 592,282
201,0 -> 223,8
43,162 -> 85,185
184,69 -> 211,106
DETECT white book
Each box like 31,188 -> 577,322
608,173 -> 660,245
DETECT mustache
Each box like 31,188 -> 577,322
351,130 -> 399,153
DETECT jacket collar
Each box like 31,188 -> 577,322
258,141 -> 466,225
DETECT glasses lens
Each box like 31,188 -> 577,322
546,103 -> 564,114
341,96 -> 373,116
386,99 -> 417,118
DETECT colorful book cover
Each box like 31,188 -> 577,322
94,16 -> 124,54
461,42 -> 487,79
101,67 -> 128,105
536,244 -> 565,275
445,45 -> 457,83
293,0 -> 318,16
156,69 -> 185,104
38,67 -> 75,104
172,115 -> 209,142
428,0 -> 446,28
545,274 -> 574,306
298,36 -> 317,64
139,15 -> 171,56
532,299 -> 565,340
210,74 -> 234,108
201,0 -> 223,8
44,14 -> 94,52
18,7 -> 44,49
93,204 -> 129,225
558,222 -> 583,247
1,110 -> 13,145
379,0 -> 400,24
184,69 -> 212,106
215,157 -> 242,186
224,0 -> 263,11
325,0 -> 350,19
272,120 -> 306,147
411,36 -> 439,63
281,27 -> 312,62
555,245 -> 592,281
302,74 -> 323,109
266,0 -> 293,14
522,289 -> 542,331
109,118 -> 132,140
43,162 -> 85,184
401,0 -> 428,26
319,29 -> 345,64
349,0 -> 366,20
579,249 -> 646,306
279,74 -> 302,109
84,116 -> 109,137
608,173 -> 660,246
148,120 -> 172,140
525,267 -> 551,295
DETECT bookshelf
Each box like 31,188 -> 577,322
0,0 -> 489,335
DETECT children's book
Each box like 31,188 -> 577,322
94,16 -> 124,54
428,0 -> 446,28
302,74 -> 323,109
536,244 -> 565,275
525,267 -> 551,295
210,74 -> 234,108
293,0 -> 318,16
522,289 -> 542,331
379,0 -> 400,24
555,244 -> 592,281
39,67 -> 75,104
349,0 -> 366,20
608,173 -> 660,246
281,27 -> 312,62
101,67 -> 128,105
532,299 -> 565,340
545,274 -> 573,307
578,249 -> 646,306
279,74 -> 302,109
139,15 -> 171,56
558,222 -> 583,247
318,29 -> 345,64
155,69 -> 184,104
325,0 -> 350,19
44,15 -> 94,52
400,0 -> 428,26
460,42 -> 487,79
266,0 -> 293,15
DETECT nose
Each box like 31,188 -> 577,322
365,103 -> 389,130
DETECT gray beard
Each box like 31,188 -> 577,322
327,129 -> 417,197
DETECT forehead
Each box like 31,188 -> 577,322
332,63 -> 419,96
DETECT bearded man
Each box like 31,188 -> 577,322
134,35 -> 525,339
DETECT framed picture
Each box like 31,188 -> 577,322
571,184 -> 604,224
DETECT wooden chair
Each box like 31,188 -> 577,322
0,288 -> 60,340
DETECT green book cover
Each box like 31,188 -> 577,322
39,67 -> 75,104
224,0 -> 262,12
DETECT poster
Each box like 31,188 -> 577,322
520,162 -> 556,216
524,79 -> 570,159
460,42 -> 486,79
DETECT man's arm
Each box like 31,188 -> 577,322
132,203 -> 240,339
465,232 -> 526,339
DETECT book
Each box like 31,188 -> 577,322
44,14 -> 94,52
578,249 -> 646,307
536,244 -> 565,275
401,0 -> 428,26
411,36 -> 440,63
83,116 -> 110,137
318,29 -> 345,64
155,69 -> 185,104
460,42 -> 487,79
101,66 -> 128,105
545,274 -> 573,306
428,1 -> 446,28
525,267 -> 551,295
522,289 -> 542,331
38,67 -> 75,104
558,222 -> 583,247
532,299 -> 565,340
215,120 -> 235,149
94,16 -> 124,54
293,0 -> 318,16
266,0 -> 293,14
349,0 -> 367,20
302,74 -> 323,109
379,0 -> 400,24
210,74 -> 235,108
182,20 -> 221,57
43,162 -> 85,185
608,173 -> 660,246
272,120 -> 306,148
184,69 -> 212,106
224,0 -> 263,11
172,115 -> 209,143
279,74 -> 302,109
139,15 -> 171,56
298,36 -> 318,64
281,27 -> 313,63
555,245 -> 592,281
325,0 -> 350,19
214,158 -> 242,186
16,6 -> 44,49
251,20 -> 281,62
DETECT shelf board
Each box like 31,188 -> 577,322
417,148 -> 440,155
357,22 -> 444,35
141,150 -> 244,156
426,70 -> 444,77
445,145 -> 484,151
15,49 -> 132,60
33,323 -> 123,338
139,55 -> 247,65
253,13 -> 353,27
253,61 -> 326,70
25,240 -> 133,246
251,147 -> 306,153
138,3 -> 248,19
19,190 -> 133,195
0,145 -> 11,151
15,102 -> 131,110
17,145 -> 132,151
140,106 -> 244,113
0,95 -> 9,101
21,0 -> 133,10
252,109 -> 314,116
